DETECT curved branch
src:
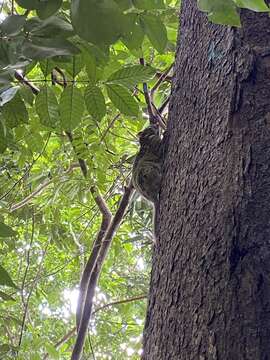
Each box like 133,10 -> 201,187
71,180 -> 134,360
76,186 -> 112,329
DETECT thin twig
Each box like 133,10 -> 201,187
100,113 -> 121,143
159,96 -> 170,115
88,335 -> 96,360
18,213 -> 35,348
42,294 -> 146,360
14,71 -> 40,95
139,58 -> 156,125
18,240 -> 49,355
139,58 -> 167,129
155,71 -> 172,82
10,164 -> 80,212
52,67 -> 68,87
150,64 -> 174,100
0,134 -> 51,201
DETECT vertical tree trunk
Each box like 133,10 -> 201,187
143,1 -> 270,359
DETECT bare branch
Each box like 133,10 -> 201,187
159,96 -> 170,115
71,180 -> 134,360
76,186 -> 112,329
150,64 -> 174,99
139,58 -> 156,125
139,58 -> 168,129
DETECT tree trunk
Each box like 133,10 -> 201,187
142,1 -> 270,359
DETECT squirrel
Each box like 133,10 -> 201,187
132,125 -> 164,239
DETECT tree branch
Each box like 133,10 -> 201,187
150,64 -> 174,100
139,58 -> 167,129
76,187 -> 112,329
139,58 -> 156,125
71,180 -> 134,360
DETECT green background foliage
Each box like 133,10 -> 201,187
0,0 -> 269,358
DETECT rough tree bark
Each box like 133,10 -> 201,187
142,1 -> 270,359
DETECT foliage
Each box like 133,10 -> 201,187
0,0 -> 177,359
198,0 -> 269,26
0,0 -> 268,358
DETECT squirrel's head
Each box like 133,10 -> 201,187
138,125 -> 159,146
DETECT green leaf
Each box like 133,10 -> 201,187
22,38 -> 80,60
0,222 -> 17,237
71,0 -> 124,45
85,54 -> 97,83
0,290 -> 16,302
39,60 -> 55,76
0,15 -> 26,36
26,132 -> 44,153
85,84 -> 106,121
37,0 -> 63,19
0,344 -> 11,355
19,86 -> 35,105
115,0 -> 133,10
140,14 -> 168,53
122,22 -> 144,51
132,0 -> 165,9
44,343 -> 59,359
59,86 -> 85,130
16,0 -> 40,9
28,16 -> 74,38
106,84 -> 138,116
56,55 -> 83,77
82,43 -> 110,67
2,94 -> 28,128
0,264 -> 18,289
198,0 -> 241,27
107,65 -> 156,88
0,71 -> 13,85
35,87 -> 60,128
0,86 -> 20,106
234,0 -> 269,11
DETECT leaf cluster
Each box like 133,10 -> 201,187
0,0 -> 177,358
